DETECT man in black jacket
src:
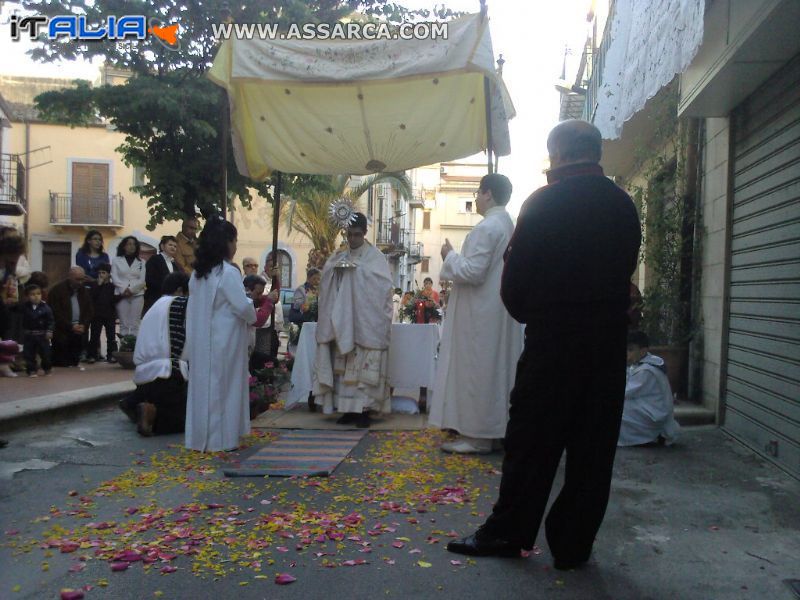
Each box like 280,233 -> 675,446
49,267 -> 94,367
448,120 -> 641,570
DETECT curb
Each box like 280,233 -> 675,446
0,381 -> 136,433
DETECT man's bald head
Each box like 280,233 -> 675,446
547,120 -> 602,169
68,266 -> 86,289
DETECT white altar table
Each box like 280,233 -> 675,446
286,322 -> 439,408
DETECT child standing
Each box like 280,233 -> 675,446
21,283 -> 54,377
88,263 -> 118,363
243,274 -> 279,373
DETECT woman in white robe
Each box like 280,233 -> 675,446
185,218 -> 256,452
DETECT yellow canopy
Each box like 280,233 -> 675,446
208,13 -> 514,179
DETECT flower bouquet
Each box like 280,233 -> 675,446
400,291 -> 440,324
248,353 -> 293,419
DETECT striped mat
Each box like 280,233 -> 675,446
223,429 -> 368,477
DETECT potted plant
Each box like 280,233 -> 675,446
634,119 -> 700,400
113,334 -> 137,369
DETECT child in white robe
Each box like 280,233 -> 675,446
618,331 -> 681,447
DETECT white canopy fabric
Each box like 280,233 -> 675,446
208,13 -> 514,179
593,0 -> 704,139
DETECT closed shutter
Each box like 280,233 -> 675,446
724,53 -> 800,478
71,162 -> 109,224
41,241 -> 72,288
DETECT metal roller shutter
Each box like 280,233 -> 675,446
724,53 -> 800,479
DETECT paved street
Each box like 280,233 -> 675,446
1,404 -> 798,599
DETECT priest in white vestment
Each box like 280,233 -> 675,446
185,219 -> 257,452
313,213 -> 393,428
429,174 -> 524,453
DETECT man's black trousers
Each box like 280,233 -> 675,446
481,315 -> 628,564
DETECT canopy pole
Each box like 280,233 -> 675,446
483,76 -> 494,175
220,90 -> 229,219
269,171 -> 282,332
272,172 -> 281,268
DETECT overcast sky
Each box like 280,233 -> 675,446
0,0 -> 590,217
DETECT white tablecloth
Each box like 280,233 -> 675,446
286,322 -> 440,407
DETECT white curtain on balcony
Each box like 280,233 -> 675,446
208,13 -> 514,178
594,0 -> 704,139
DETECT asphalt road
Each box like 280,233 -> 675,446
1,405 -> 799,600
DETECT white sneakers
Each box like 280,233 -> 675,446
441,436 -> 493,455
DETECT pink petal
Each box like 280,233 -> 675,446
450,559 -> 463,566
60,542 -> 80,553
160,566 -> 178,574
274,573 -> 296,585
392,541 -> 404,549
276,546 -> 289,553
60,590 -> 84,600
110,562 -> 129,572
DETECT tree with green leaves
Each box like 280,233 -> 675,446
26,0 -> 458,227
284,172 -> 412,267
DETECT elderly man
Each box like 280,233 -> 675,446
174,217 -> 199,273
49,266 -> 94,367
313,213 -> 393,428
429,173 -> 524,454
242,257 -> 260,278
448,120 -> 641,570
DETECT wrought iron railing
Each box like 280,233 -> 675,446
0,154 -> 26,214
49,192 -> 124,226
376,218 -> 404,248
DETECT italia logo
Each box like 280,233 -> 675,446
9,14 -> 181,51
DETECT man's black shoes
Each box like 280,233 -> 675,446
336,412 -> 358,425
446,533 -> 522,558
553,557 -> 588,571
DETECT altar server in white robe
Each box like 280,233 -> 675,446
313,212 -> 393,428
185,218 -> 256,452
429,174 -> 524,454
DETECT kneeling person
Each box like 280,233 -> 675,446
119,272 -> 190,436
618,331 -> 680,447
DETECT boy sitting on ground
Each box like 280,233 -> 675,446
618,331 -> 681,447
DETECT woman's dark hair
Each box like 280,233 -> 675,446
80,230 -> 104,255
306,268 -> 321,280
96,263 -> 112,274
159,235 -> 177,251
116,235 -> 141,257
162,271 -> 190,295
193,218 -> 238,278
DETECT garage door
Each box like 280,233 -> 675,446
724,53 -> 800,479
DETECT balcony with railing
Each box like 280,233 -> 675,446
376,218 -> 406,258
0,154 -> 26,216
50,192 -> 124,227
406,240 -> 423,264
582,1 -> 615,122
